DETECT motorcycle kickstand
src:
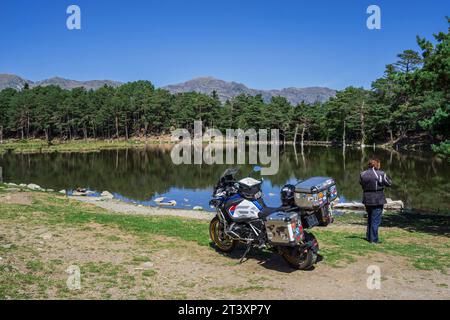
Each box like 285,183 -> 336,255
239,242 -> 252,264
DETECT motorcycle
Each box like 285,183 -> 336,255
209,167 -> 337,270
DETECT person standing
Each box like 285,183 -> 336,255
360,159 -> 392,243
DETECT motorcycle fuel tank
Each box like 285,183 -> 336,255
223,194 -> 263,222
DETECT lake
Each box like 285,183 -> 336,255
0,145 -> 449,213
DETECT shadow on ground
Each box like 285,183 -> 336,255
209,243 -> 321,273
347,211 -> 450,237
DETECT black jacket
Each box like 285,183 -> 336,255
360,168 -> 392,206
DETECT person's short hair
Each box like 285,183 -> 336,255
368,159 -> 381,169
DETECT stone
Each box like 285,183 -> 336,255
72,189 -> 95,196
27,183 -> 42,191
142,262 -> 154,270
41,232 -> 52,240
46,189 -> 54,193
19,184 -> 27,188
193,206 -> 203,211
101,191 -> 114,199
59,190 -> 66,195
2,244 -> 12,249
158,200 -> 176,206
154,197 -> 165,203
72,191 -> 87,196
6,183 -> 18,187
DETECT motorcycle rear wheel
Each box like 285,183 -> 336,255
209,217 -> 237,253
280,246 -> 317,270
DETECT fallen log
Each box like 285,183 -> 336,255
332,198 -> 404,212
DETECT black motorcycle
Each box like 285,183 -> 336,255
209,167 -> 337,270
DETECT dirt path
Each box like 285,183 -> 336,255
69,196 -> 214,220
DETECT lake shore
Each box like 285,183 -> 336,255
0,185 -> 449,299
0,137 -> 406,155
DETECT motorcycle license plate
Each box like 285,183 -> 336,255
305,214 -> 319,228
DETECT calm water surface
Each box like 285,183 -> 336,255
1,146 -> 449,213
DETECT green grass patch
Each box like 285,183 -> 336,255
63,210 -> 210,247
0,193 -> 211,247
26,260 -> 45,272
106,235 -> 121,242
1,192 -> 449,273
0,265 -> 55,299
314,226 -> 450,272
0,138 -> 173,154
132,256 -> 150,263
142,270 -> 157,277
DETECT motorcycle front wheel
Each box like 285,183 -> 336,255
209,216 -> 237,253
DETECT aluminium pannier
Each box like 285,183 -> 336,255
294,177 -> 337,209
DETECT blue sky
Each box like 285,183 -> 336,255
0,0 -> 448,90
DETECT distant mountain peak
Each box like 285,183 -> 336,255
164,77 -> 336,104
0,74 -> 123,91
0,74 -> 33,90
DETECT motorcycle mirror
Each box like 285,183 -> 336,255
253,166 -> 262,173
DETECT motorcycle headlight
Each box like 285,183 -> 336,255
209,198 -> 223,208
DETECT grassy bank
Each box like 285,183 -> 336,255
0,138 -> 174,154
0,186 -> 449,299
0,138 -> 390,154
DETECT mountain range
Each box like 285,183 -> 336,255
0,74 -> 122,91
0,74 -> 336,105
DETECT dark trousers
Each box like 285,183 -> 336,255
365,205 -> 383,243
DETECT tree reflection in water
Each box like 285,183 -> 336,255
0,146 -> 448,213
